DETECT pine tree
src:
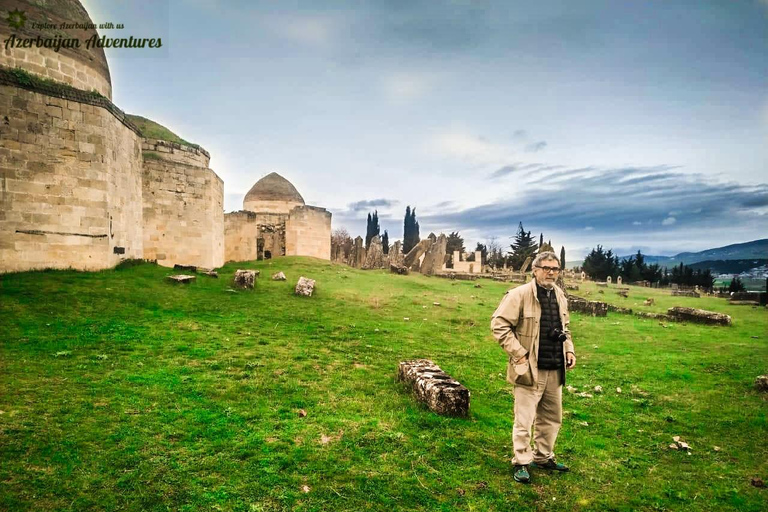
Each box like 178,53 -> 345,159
582,245 -> 620,281
510,222 -> 538,269
381,230 -> 389,254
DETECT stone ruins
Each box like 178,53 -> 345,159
0,0 -> 331,274
332,231 -> 486,279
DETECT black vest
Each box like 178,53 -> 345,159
536,283 -> 564,371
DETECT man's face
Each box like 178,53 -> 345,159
533,258 -> 560,288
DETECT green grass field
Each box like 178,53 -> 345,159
1,258 -> 766,511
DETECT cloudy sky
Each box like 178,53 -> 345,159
83,0 -> 767,259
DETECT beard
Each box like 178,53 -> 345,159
536,276 -> 556,289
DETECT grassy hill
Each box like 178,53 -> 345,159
126,114 -> 200,148
1,258 -> 766,511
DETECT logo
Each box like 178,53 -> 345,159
6,9 -> 26,30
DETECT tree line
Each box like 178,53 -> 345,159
581,246 -> 716,290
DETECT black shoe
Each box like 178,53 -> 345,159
513,464 -> 530,483
530,459 -> 569,472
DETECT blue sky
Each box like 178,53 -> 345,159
82,0 -> 767,258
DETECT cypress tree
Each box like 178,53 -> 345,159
403,206 -> 420,254
382,230 -> 389,254
365,213 -> 373,249
365,210 -> 380,249
560,246 -> 566,269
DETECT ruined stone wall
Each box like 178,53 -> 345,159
224,211 -> 286,262
451,251 -> 483,274
285,205 -> 331,260
141,141 -> 224,269
0,85 -> 142,272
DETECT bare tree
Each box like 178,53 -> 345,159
485,236 -> 506,269
331,227 -> 354,256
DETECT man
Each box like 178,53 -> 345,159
490,251 -> 576,483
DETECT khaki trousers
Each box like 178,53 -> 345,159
512,368 -> 563,465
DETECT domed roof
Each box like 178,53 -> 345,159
4,0 -> 111,92
244,173 -> 305,205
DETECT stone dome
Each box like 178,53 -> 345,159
0,0 -> 112,98
243,173 -> 305,214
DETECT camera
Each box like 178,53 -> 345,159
548,327 -> 567,343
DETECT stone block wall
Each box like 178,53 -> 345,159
142,139 -> 210,168
0,46 -> 112,100
285,205 -> 331,260
224,211 -> 287,262
242,197 -> 303,215
0,84 -> 143,273
142,145 -> 224,269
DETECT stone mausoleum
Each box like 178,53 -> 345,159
224,173 -> 331,262
0,0 -> 331,273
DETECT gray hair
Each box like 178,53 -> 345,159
532,251 -> 560,269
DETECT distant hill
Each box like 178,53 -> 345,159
568,239 -> 767,270
620,239 -> 768,268
688,259 -> 768,275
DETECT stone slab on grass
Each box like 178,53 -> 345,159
167,274 -> 196,284
398,359 -> 470,417
667,306 -> 731,326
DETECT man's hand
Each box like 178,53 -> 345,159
514,355 -> 528,365
566,352 -> 576,370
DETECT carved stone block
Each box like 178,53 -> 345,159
398,359 -> 470,417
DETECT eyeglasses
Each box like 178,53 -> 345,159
535,266 -> 561,273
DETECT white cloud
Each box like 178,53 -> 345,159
584,226 -> 594,231
632,221 -> 642,225
382,72 -> 433,102
662,216 -> 677,226
270,15 -> 337,46
426,130 -> 513,166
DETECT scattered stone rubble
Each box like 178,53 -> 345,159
755,375 -> 768,392
398,359 -> 470,417
233,269 -> 257,289
389,264 -> 409,275
272,271 -> 286,281
295,276 -> 316,296
669,436 -> 691,452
